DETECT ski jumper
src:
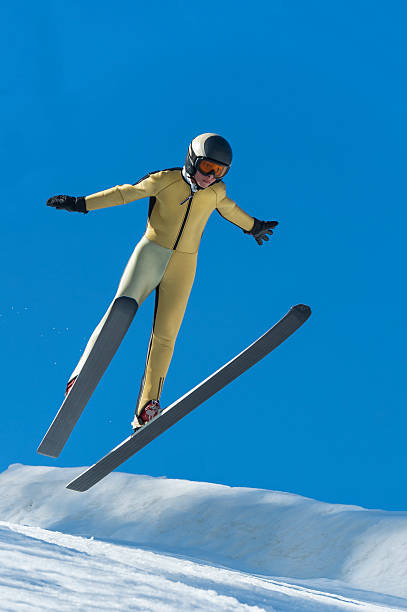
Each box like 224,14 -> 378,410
69,168 -> 254,426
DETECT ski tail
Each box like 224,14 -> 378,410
66,304 -> 311,492
37,296 -> 138,458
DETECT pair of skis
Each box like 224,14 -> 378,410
37,304 -> 311,492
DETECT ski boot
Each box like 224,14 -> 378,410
65,376 -> 78,398
132,400 -> 163,432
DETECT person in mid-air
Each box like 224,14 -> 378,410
47,133 -> 278,431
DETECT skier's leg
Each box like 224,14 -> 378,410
133,249 -> 198,427
69,236 -> 172,382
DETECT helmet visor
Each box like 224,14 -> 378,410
197,158 -> 230,179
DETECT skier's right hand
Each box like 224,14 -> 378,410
46,195 -> 88,214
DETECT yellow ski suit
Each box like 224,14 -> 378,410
71,168 -> 254,425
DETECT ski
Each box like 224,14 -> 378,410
66,304 -> 311,492
37,297 -> 138,458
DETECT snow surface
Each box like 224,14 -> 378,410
0,464 -> 406,611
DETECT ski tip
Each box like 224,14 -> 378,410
66,480 -> 87,493
291,304 -> 312,320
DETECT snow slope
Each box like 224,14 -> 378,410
0,464 -> 406,611
1,521 -> 406,612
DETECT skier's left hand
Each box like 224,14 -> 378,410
244,219 -> 278,245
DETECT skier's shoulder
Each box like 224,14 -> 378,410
208,179 -> 227,201
133,167 -> 183,189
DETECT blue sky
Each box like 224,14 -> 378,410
1,1 -> 406,510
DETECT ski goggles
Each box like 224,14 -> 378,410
196,158 -> 230,179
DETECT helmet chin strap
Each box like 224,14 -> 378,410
182,166 -> 201,190
178,167 -> 200,205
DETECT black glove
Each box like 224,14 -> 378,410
46,195 -> 88,214
244,218 -> 278,245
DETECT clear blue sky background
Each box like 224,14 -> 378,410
1,1 -> 406,511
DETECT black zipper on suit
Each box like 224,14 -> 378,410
173,190 -> 194,250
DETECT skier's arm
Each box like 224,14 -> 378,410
216,187 -> 278,246
47,172 -> 168,213
216,191 -> 255,232
85,174 -> 159,211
